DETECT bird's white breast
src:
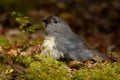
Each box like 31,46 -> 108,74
41,36 -> 64,59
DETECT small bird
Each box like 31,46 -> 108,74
41,16 -> 115,62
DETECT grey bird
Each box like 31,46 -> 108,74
41,16 -> 115,62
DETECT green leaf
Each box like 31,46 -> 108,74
21,30 -> 26,33
23,16 -> 29,19
15,17 -> 22,22
11,11 -> 17,16
29,26 -> 35,32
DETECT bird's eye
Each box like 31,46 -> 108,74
53,18 -> 57,24
54,20 -> 57,24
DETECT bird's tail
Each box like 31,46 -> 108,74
89,50 -> 116,62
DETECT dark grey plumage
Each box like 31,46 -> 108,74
41,16 -> 115,62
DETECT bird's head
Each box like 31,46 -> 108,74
42,16 -> 65,25
42,16 -> 71,36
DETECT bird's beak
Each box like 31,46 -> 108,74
42,19 -> 48,27
42,19 -> 48,24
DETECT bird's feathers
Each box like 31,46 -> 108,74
42,16 -> 115,62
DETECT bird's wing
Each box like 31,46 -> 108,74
56,37 -> 115,62
55,35 -> 91,61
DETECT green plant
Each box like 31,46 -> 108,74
11,11 -> 35,40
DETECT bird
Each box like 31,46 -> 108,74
41,16 -> 115,62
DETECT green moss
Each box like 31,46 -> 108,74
0,38 -> 11,48
12,54 -> 69,80
15,55 -> 33,68
72,62 -> 120,80
25,55 -> 68,80
1,53 -> 120,80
